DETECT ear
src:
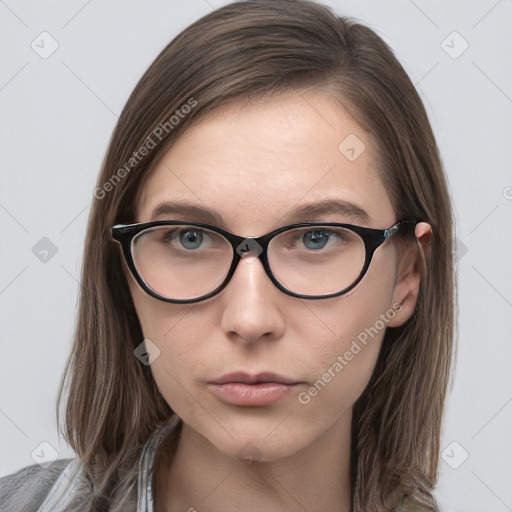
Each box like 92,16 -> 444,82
387,222 -> 432,328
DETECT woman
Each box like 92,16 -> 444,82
0,0 -> 454,510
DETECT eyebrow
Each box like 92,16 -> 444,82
150,198 -> 371,228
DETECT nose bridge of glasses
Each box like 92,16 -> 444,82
234,233 -> 261,252
232,234 -> 268,270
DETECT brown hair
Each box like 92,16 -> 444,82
58,1 -> 455,510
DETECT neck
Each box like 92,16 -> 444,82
158,411 -> 353,512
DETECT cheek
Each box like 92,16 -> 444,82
130,284 -> 215,416
301,333 -> 381,414
297,263 -> 397,408
129,277 -> 192,341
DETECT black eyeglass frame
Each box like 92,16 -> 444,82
112,220 -> 417,304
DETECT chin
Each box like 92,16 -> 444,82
192,412 -> 312,463
219,434 -> 302,464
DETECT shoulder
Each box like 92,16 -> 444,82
0,459 -> 76,512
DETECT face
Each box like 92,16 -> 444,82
128,91 -> 416,462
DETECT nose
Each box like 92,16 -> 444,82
219,253 -> 286,344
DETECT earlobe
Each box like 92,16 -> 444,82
387,222 -> 432,328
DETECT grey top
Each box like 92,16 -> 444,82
0,415 -> 180,512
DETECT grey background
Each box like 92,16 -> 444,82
1,1 -> 511,510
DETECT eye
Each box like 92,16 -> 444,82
181,229 -> 204,249
161,228 -> 206,250
301,229 -> 338,250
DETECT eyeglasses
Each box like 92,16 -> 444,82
112,220 -> 417,303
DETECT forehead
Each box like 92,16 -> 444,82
136,92 -> 395,232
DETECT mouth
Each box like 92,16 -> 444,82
207,372 -> 304,406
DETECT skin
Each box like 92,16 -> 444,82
128,90 -> 431,512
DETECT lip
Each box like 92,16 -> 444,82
208,372 -> 299,385
207,372 -> 303,406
